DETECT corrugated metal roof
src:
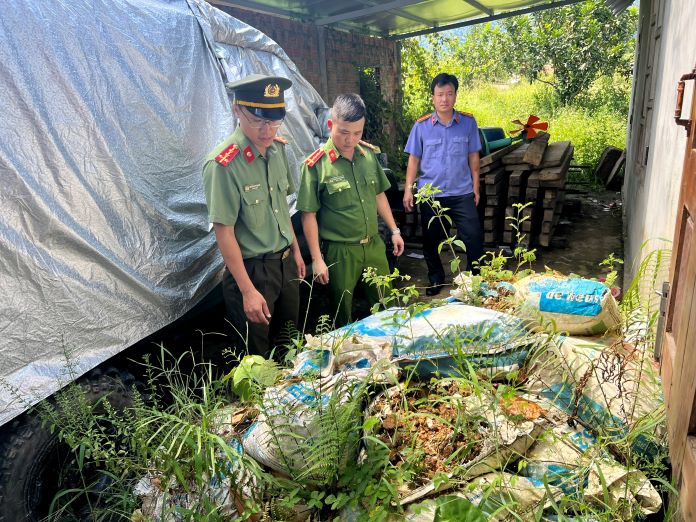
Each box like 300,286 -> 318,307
208,0 -> 614,38
604,0 -> 633,14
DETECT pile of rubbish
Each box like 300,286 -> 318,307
132,273 -> 666,521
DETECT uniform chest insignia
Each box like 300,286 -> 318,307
416,113 -> 432,123
243,145 -> 255,163
304,148 -> 325,167
273,135 -> 288,144
215,144 -> 240,166
328,149 -> 338,163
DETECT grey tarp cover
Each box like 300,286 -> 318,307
0,0 -> 328,425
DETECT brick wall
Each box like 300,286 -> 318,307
215,5 -> 401,107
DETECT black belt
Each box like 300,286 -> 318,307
247,247 -> 290,261
324,235 -> 373,246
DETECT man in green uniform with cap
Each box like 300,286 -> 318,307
202,74 -> 305,361
298,93 -> 404,327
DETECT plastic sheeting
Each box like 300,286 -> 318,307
0,0 -> 328,425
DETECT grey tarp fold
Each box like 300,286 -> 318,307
0,0 -> 328,425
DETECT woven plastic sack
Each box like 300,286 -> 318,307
520,421 -> 662,516
332,302 -> 534,380
526,336 -> 664,457
514,274 -> 621,335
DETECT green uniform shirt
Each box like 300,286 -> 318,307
297,138 -> 390,242
202,127 -> 295,259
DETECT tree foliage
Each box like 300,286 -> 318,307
401,0 -> 638,113
508,1 -> 638,105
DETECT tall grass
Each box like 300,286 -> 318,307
454,77 -> 629,169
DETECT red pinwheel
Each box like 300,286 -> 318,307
510,115 -> 549,139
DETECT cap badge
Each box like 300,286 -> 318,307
264,83 -> 280,98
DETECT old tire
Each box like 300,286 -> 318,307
0,367 -> 140,521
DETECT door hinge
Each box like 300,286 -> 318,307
675,65 -> 696,135
654,281 -> 670,360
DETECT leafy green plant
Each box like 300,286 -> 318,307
433,495 -> 487,521
39,244 -> 675,522
224,354 -> 280,402
600,252 -> 624,289
363,266 -> 420,313
359,67 -> 408,174
413,182 -> 471,279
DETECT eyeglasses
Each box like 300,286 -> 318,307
239,108 -> 284,129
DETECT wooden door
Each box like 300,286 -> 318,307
662,64 -> 696,521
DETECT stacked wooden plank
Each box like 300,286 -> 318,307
479,135 -> 573,248
479,141 -> 523,244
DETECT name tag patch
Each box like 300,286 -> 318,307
244,183 -> 261,192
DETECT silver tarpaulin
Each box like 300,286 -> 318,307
0,0 -> 328,425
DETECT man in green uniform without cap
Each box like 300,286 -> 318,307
202,74 -> 305,361
298,93 -> 404,327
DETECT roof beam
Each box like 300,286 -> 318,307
390,0 -> 585,39
207,0 -> 308,19
462,0 -> 493,16
315,0 -> 424,26
353,0 -> 433,26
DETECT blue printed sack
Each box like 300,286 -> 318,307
514,274 -> 621,335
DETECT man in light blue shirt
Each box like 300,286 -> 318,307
403,72 -> 484,296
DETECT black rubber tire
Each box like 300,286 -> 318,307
0,368 -> 140,522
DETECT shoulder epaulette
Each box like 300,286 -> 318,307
358,140 -> 378,151
460,111 -> 474,118
304,148 -> 325,167
273,136 -> 288,145
215,143 -> 240,167
416,113 -> 432,123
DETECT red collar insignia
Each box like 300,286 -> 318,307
328,149 -> 338,163
243,145 -> 255,163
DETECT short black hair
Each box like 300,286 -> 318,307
430,73 -> 459,94
331,93 -> 366,122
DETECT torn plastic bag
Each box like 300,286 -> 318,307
304,333 -> 398,383
367,385 -> 549,506
520,420 -> 662,516
525,335 -> 665,457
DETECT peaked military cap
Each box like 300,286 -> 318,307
226,73 -> 292,121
